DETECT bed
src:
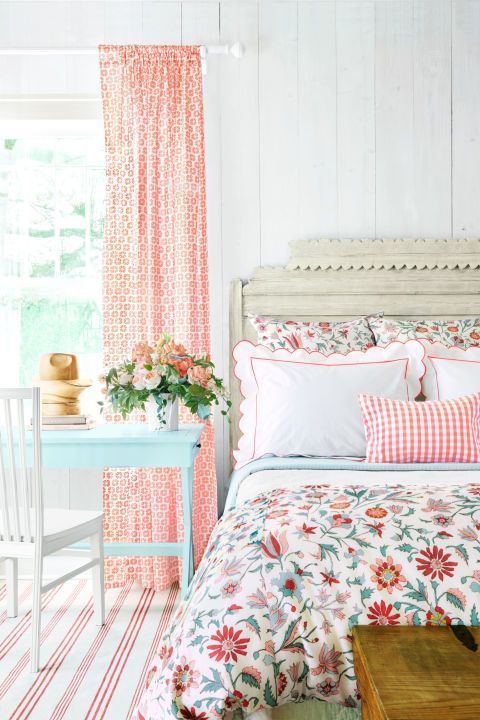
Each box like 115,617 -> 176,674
136,238 -> 480,720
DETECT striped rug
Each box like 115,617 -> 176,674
0,580 -> 178,720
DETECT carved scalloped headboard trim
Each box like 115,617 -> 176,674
287,238 -> 480,271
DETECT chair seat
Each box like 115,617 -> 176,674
43,508 -> 104,545
1,507 -> 103,546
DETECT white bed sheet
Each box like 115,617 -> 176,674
236,467 -> 480,504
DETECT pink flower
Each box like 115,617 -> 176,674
171,356 -> 194,378
132,341 -> 154,366
390,504 -> 404,515
207,626 -> 249,663
156,337 -> 188,361
170,656 -> 199,696
118,372 -> 132,386
287,662 -> 300,683
221,581 -> 240,598
422,498 -> 454,513
367,600 -> 400,625
311,643 -> 344,676
284,330 -> 303,350
460,526 -> 478,541
416,546 -> 457,581
370,556 -> 406,594
187,364 -> 213,388
261,530 -> 289,559
426,606 -> 451,626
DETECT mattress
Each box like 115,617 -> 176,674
228,456 -> 480,508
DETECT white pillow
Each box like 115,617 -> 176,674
423,343 -> 480,400
233,340 -> 425,468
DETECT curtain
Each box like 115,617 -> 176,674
99,45 -> 216,591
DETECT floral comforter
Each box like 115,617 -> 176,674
136,482 -> 480,720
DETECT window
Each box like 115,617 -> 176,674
0,126 -> 104,391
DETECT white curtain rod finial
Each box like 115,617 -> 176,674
229,42 -> 244,59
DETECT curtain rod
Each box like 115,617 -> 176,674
0,43 -> 243,56
0,43 -> 244,74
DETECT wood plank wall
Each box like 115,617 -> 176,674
1,0 -> 480,508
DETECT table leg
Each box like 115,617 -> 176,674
181,465 -> 194,599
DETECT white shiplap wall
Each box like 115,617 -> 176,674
1,0 -> 480,509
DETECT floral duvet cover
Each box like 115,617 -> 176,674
136,482 -> 480,720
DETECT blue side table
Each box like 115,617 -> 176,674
26,422 -> 204,599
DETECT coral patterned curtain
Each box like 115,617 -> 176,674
99,45 -> 216,591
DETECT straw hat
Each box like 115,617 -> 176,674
36,353 -> 92,416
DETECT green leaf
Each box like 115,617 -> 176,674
243,615 -> 261,636
264,678 -> 276,707
241,669 -> 260,689
454,544 -> 469,563
404,579 -> 427,603
201,669 -> 224,693
319,543 -> 339,560
446,591 -> 465,611
298,662 -> 309,683
348,612 -> 361,629
282,619 -> 300,647
397,543 -> 414,553
360,588 -> 374,603
471,604 -> 479,626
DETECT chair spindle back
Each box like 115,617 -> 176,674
0,388 -> 43,544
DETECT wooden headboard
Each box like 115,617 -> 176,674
229,238 -> 480,454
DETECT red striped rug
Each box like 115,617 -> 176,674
0,580 -> 178,719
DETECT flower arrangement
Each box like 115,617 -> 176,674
100,333 -> 230,427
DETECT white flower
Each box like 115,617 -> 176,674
118,372 -> 133,386
132,372 -> 147,390
144,371 -> 161,390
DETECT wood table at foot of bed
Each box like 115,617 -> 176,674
353,624 -> 480,720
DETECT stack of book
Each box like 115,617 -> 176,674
39,415 -> 96,430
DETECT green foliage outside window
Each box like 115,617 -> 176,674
18,297 -> 101,385
0,135 -> 104,384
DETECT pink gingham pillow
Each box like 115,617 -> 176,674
358,393 -> 480,464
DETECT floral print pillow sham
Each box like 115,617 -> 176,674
249,314 -> 377,353
135,481 -> 480,720
370,316 -> 480,348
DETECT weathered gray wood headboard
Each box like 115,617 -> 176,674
229,238 -> 480,456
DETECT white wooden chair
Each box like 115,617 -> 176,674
0,387 -> 104,672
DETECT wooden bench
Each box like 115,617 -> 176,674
353,625 -> 480,719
